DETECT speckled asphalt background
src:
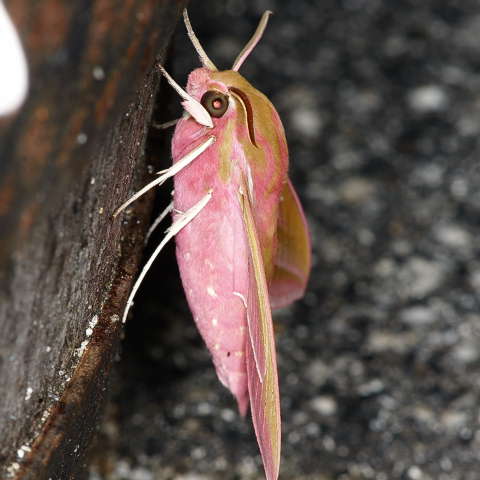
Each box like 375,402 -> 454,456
90,1 -> 480,479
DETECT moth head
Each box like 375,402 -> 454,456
159,10 -> 272,129
185,70 -> 257,149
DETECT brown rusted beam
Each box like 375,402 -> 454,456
0,1 -> 187,478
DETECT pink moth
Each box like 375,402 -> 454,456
114,10 -> 311,480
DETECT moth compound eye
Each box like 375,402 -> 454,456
200,91 -> 229,118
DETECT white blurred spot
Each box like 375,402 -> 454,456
435,224 -> 472,249
310,395 -> 337,416
24,386 -> 33,401
290,106 -> 323,140
408,85 -> 448,113
221,408 -> 235,422
400,257 -> 445,298
0,2 -> 28,115
407,466 -> 424,480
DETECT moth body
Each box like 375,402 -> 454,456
172,68 -> 288,414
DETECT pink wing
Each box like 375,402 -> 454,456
240,186 -> 281,480
270,179 -> 311,310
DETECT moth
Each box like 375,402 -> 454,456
114,10 -> 311,480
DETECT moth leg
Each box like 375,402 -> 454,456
151,118 -> 179,130
145,201 -> 173,245
113,136 -> 215,218
122,189 -> 213,323
152,109 -> 192,130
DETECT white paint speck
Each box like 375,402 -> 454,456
6,462 -> 20,476
25,387 -> 33,401
76,339 -> 89,357
211,317 -> 218,327
76,132 -> 88,145
16,445 -> 30,459
92,65 -> 105,81
184,252 -> 191,261
45,346 -> 51,353
90,177 -> 96,185
86,315 -> 98,337
41,408 -> 50,423
207,286 -> 217,298
214,343 -> 220,350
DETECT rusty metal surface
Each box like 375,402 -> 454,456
0,0 -> 187,478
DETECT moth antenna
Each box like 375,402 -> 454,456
122,190 -> 213,323
112,136 -> 215,218
183,9 -> 217,71
232,10 -> 272,72
145,201 -> 173,244
158,64 -> 213,128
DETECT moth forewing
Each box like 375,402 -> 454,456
240,186 -> 281,480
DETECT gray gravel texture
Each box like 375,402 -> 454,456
90,1 -> 480,479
